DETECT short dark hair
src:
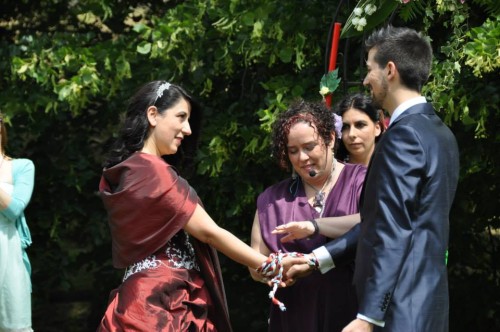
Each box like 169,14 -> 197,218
365,25 -> 432,92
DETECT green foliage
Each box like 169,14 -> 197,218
398,0 -> 427,21
472,0 -> 500,16
0,0 -> 498,330
464,17 -> 500,77
319,68 -> 341,97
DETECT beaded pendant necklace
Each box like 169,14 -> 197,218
304,158 -> 336,217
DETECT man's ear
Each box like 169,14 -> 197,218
386,61 -> 397,79
146,106 -> 158,126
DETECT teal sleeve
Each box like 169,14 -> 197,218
1,159 -> 35,222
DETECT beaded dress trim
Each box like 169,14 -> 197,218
123,231 -> 200,281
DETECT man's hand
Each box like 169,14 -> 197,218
272,221 -> 315,242
342,318 -> 374,332
281,253 -> 317,285
274,254 -> 320,287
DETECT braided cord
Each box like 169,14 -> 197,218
256,251 -> 318,311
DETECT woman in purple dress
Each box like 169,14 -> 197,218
249,100 -> 367,332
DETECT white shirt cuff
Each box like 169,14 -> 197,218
356,313 -> 385,327
312,246 -> 335,274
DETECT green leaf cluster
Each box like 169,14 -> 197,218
464,17 -> 500,77
319,68 -> 341,97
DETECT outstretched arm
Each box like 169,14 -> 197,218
285,222 -> 361,280
249,210 -> 272,282
272,213 -> 361,242
184,204 -> 268,270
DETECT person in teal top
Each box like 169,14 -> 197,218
0,115 -> 35,332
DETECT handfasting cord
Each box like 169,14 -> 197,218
256,251 -> 319,311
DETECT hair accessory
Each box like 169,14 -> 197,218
153,82 -> 171,105
333,113 -> 343,138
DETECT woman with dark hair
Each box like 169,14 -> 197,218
249,100 -> 366,332
335,93 -> 385,166
98,80 -> 277,331
0,115 -> 35,332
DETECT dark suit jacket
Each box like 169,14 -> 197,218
325,103 -> 459,331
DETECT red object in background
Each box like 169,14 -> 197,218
325,22 -> 342,108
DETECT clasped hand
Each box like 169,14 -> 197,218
282,254 -> 317,286
259,253 -> 317,287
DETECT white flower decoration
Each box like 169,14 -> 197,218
353,7 -> 363,16
355,17 -> 367,31
319,86 -> 330,96
365,4 -> 377,15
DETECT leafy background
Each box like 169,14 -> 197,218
0,0 -> 498,331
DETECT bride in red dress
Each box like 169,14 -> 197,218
97,81 -> 294,331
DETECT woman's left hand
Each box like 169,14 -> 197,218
272,221 -> 315,242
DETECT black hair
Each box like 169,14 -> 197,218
334,93 -> 384,162
103,80 -> 202,170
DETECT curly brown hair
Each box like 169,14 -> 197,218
271,100 -> 336,170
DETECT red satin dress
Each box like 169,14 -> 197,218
98,153 -> 232,332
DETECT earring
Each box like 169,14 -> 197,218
292,168 -> 297,179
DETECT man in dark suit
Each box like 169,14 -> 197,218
285,26 -> 459,331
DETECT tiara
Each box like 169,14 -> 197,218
153,82 -> 171,105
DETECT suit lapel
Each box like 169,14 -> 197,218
359,103 -> 435,210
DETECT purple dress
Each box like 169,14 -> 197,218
257,162 -> 366,332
